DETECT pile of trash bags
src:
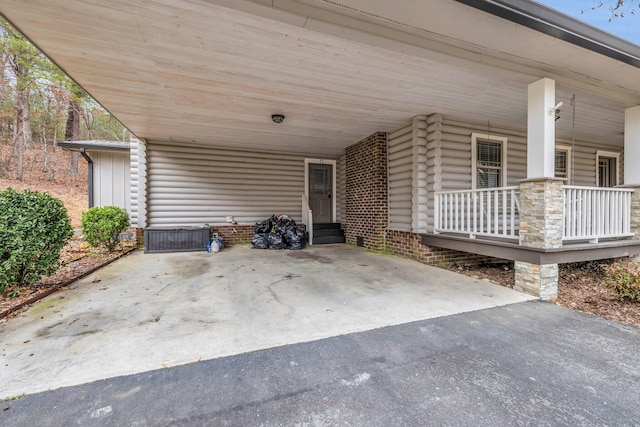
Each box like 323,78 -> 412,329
252,214 -> 307,250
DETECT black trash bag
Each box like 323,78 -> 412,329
267,232 -> 286,249
254,219 -> 272,234
274,217 -> 296,236
287,228 -> 307,250
252,233 -> 270,249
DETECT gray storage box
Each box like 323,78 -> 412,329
144,225 -> 210,253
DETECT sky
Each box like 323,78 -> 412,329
536,0 -> 640,45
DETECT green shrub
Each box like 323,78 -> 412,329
0,188 -> 74,293
81,206 -> 129,252
603,261 -> 640,303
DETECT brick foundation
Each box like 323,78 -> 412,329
345,132 -> 388,251
210,223 -> 306,247
385,229 -> 497,267
210,224 -> 257,246
134,227 -> 144,248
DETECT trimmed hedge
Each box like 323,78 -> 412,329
81,206 -> 129,252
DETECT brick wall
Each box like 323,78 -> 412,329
133,227 -> 144,248
385,229 -> 495,267
344,130 -> 494,265
210,222 -> 306,247
210,225 -> 254,246
345,132 -> 388,251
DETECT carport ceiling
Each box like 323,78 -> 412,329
3,0 -> 640,157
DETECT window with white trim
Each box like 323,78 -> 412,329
472,133 -> 507,189
596,150 -> 620,187
554,146 -> 572,181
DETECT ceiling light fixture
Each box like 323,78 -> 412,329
271,114 -> 285,123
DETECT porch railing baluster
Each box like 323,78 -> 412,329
434,185 -> 633,243
434,186 -> 519,240
562,186 -> 634,242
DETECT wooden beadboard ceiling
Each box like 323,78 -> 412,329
2,0 -> 638,156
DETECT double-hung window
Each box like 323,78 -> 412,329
472,133 -> 507,189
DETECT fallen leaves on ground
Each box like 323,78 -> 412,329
452,260 -> 639,329
0,235 -> 134,318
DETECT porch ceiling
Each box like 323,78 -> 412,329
2,0 -> 639,157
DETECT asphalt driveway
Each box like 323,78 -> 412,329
0,244 -> 533,399
2,301 -> 639,426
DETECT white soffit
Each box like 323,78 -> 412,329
1,0 -> 637,156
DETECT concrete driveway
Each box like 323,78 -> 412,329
0,245 -> 533,399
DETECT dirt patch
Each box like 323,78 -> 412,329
1,144 -> 89,228
452,260 -> 640,329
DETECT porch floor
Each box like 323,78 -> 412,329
423,233 -> 640,264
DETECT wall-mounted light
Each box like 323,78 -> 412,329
271,114 -> 285,123
548,102 -> 563,116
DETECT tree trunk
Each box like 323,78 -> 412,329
13,68 -> 32,181
65,98 -> 81,176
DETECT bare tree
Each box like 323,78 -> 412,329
1,17 -> 50,180
0,18 -> 126,182
589,0 -> 639,20
65,86 -> 82,176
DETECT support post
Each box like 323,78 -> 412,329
625,106 -> 640,187
516,78 -> 563,300
527,78 -> 557,179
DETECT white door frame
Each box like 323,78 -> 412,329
305,158 -> 336,223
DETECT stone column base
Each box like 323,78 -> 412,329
514,261 -> 558,301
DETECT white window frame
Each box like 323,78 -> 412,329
471,133 -> 508,189
555,145 -> 572,182
596,150 -> 620,187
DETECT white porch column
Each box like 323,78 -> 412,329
527,78 -> 556,179
625,105 -> 640,186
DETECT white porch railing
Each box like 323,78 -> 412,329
301,194 -> 313,245
563,186 -> 634,242
434,187 -> 520,240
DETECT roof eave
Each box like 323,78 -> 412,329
57,141 -> 131,153
454,0 -> 640,68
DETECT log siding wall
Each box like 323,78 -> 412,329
129,139 -> 147,228
387,122 -> 413,231
147,141 -> 311,226
383,114 -> 621,268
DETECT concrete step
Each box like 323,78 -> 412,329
313,222 -> 342,230
313,228 -> 345,238
313,235 -> 346,245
